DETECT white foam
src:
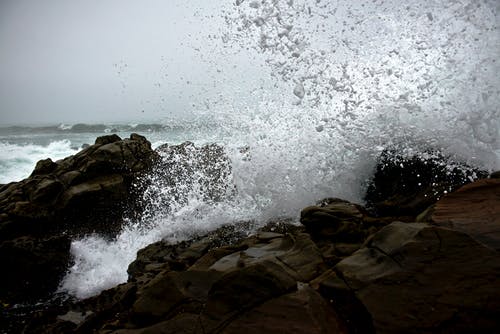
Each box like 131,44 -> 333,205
0,140 -> 78,184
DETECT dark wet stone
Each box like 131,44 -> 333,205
364,149 -> 487,216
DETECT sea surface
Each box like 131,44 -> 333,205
1,0 -> 499,300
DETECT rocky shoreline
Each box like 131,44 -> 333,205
1,134 -> 499,333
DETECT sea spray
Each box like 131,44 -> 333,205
222,0 -> 500,165
60,0 -> 499,299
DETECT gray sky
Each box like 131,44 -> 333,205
0,0 -> 267,125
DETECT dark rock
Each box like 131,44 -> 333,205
0,235 -> 71,304
122,313 -> 203,334
431,178 -> 500,250
31,158 -> 58,176
0,133 -> 158,306
221,286 -> 347,334
0,133 -> 157,240
312,270 -> 374,334
201,261 -> 297,332
94,134 -> 121,145
131,270 -> 222,326
300,199 -> 366,242
489,170 -> 500,178
335,222 -> 500,333
208,232 -> 323,282
364,149 -> 487,216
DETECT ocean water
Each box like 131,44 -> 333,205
1,0 -> 499,299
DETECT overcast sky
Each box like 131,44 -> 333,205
0,0 -> 268,125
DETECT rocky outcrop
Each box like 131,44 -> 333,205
3,141 -> 499,333
0,133 -> 157,240
364,149 -> 487,217
0,134 -> 158,305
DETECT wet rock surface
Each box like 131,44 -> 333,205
431,178 -> 500,250
364,149 -> 487,217
335,222 -> 500,333
0,134 -> 158,306
1,143 -> 498,333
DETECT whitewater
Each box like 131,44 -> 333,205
1,0 -> 499,299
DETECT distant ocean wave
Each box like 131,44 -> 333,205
0,123 -> 178,135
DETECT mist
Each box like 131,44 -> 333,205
0,0 -> 269,126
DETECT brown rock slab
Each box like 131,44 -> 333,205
121,314 -> 203,334
209,233 -> 323,282
335,222 -> 500,334
131,270 -> 222,326
431,178 -> 500,250
221,286 -> 347,334
201,261 -> 297,332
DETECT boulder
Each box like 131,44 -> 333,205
431,178 -> 500,250
364,149 -> 487,216
299,198 -> 389,267
0,134 -> 158,305
335,222 -> 500,333
300,198 -> 366,241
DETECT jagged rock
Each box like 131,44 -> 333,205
489,170 -> 500,178
0,133 -> 157,239
364,149 -> 487,216
127,222 -> 256,281
335,222 -> 500,333
0,134 -> 158,305
431,178 -> 500,250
